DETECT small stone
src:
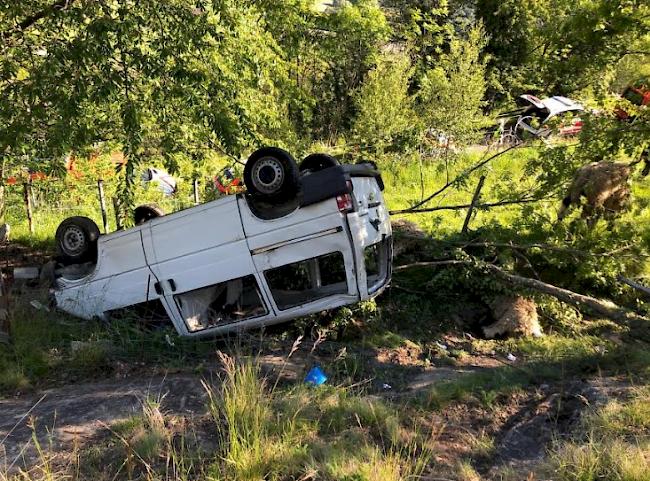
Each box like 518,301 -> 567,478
30,300 -> 50,312
14,267 -> 40,279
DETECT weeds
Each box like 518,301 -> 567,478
550,388 -> 650,481
204,352 -> 432,481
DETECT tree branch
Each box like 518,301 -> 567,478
1,0 -> 77,41
395,260 -> 650,329
390,197 -> 546,215
394,260 -> 468,272
618,276 -> 650,296
403,144 -> 521,213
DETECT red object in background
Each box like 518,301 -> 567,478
5,171 -> 47,185
214,167 -> 244,195
214,175 -> 243,194
616,77 -> 650,120
558,118 -> 583,136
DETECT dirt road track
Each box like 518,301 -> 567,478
0,373 -> 208,467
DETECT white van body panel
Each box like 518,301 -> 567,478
54,229 -> 151,319
53,164 -> 392,337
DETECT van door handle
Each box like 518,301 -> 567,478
153,280 -> 176,294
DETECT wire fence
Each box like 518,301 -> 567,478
3,173 -> 211,242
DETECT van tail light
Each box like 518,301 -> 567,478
336,193 -> 353,212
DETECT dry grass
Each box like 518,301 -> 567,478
550,388 -> 650,481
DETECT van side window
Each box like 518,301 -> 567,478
265,252 -> 348,310
174,275 -> 267,332
365,237 -> 391,293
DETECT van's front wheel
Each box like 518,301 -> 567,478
244,147 -> 299,201
55,216 -> 100,264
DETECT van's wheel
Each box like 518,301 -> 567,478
134,204 -> 165,225
55,216 -> 100,264
299,153 -> 339,173
244,147 -> 299,200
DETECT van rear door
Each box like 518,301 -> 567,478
347,174 -> 392,298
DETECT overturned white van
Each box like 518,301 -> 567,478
51,148 -> 392,337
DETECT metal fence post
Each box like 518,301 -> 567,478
23,181 -> 34,235
97,179 -> 109,233
112,196 -> 122,230
193,179 -> 200,205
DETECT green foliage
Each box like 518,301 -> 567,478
417,25 -> 488,147
353,52 -> 420,157
204,355 -> 431,481
476,0 -> 650,99
551,388 -> 650,481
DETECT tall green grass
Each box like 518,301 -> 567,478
204,352 -> 432,481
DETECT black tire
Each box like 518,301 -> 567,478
55,216 -> 100,264
299,153 -> 339,173
244,147 -> 299,200
358,159 -> 378,170
134,204 -> 165,225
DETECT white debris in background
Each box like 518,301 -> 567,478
142,167 -> 177,196
30,300 -> 50,312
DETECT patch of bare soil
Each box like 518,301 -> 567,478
0,373 -> 208,469
418,376 -> 633,480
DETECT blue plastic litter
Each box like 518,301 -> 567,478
305,366 -> 327,386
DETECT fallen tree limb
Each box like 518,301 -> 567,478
618,276 -> 650,296
395,260 -> 650,329
390,197 -> 546,215
482,263 -> 648,325
393,260 -> 468,272
393,235 -> 639,260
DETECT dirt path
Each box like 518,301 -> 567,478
0,373 -> 208,467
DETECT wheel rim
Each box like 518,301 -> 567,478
252,157 -> 284,194
62,225 -> 86,255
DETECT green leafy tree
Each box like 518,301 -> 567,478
1,0 -> 293,220
417,25 -> 488,148
352,52 -> 420,158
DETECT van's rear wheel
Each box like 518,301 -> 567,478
300,153 -> 339,173
244,147 -> 299,201
134,204 -> 165,225
55,216 -> 100,264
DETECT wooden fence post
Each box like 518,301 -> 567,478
461,175 -> 486,235
97,179 -> 109,233
23,181 -> 34,235
193,179 -> 200,205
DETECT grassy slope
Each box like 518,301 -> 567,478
1,146 -> 649,480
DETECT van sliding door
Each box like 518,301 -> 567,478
141,197 -> 274,336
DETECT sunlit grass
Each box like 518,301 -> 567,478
550,387 -> 650,481
203,353 -> 432,481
